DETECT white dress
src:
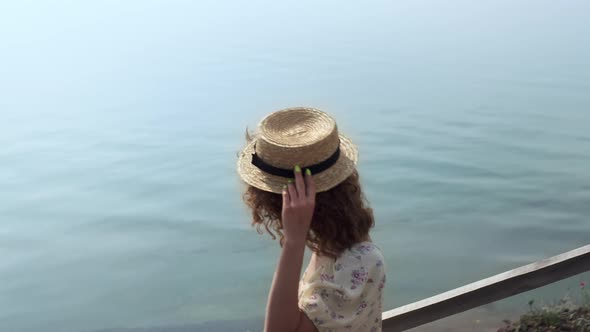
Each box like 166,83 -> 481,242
298,242 -> 386,332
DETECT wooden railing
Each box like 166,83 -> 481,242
382,244 -> 590,332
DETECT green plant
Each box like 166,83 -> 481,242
500,283 -> 590,332
537,310 -> 561,326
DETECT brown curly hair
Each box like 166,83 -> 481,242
242,170 -> 374,258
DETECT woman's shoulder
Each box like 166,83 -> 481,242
341,241 -> 384,262
332,241 -> 385,274
307,241 -> 385,279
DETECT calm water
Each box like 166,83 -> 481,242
1,1 -> 590,331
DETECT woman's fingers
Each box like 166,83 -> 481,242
287,180 -> 297,202
282,184 -> 290,207
305,168 -> 316,200
294,165 -> 305,198
292,165 -> 316,200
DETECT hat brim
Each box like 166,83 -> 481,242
237,135 -> 358,194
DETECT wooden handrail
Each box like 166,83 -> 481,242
382,244 -> 590,332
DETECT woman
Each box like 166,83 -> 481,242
238,107 -> 386,332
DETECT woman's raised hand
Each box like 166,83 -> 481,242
281,166 -> 316,245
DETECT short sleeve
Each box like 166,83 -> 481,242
298,244 -> 386,332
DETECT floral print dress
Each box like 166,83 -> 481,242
298,242 -> 386,332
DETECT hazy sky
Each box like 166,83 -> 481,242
1,0 -> 588,120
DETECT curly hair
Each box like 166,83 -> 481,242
242,170 -> 374,258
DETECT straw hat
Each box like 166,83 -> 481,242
237,107 -> 358,193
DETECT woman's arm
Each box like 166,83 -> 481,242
265,239 -> 311,332
264,166 -> 318,332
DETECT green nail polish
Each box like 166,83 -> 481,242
306,168 -> 312,176
287,179 -> 293,184
294,165 -> 301,173
282,184 -> 287,190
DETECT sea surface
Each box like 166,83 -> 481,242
1,1 -> 589,331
